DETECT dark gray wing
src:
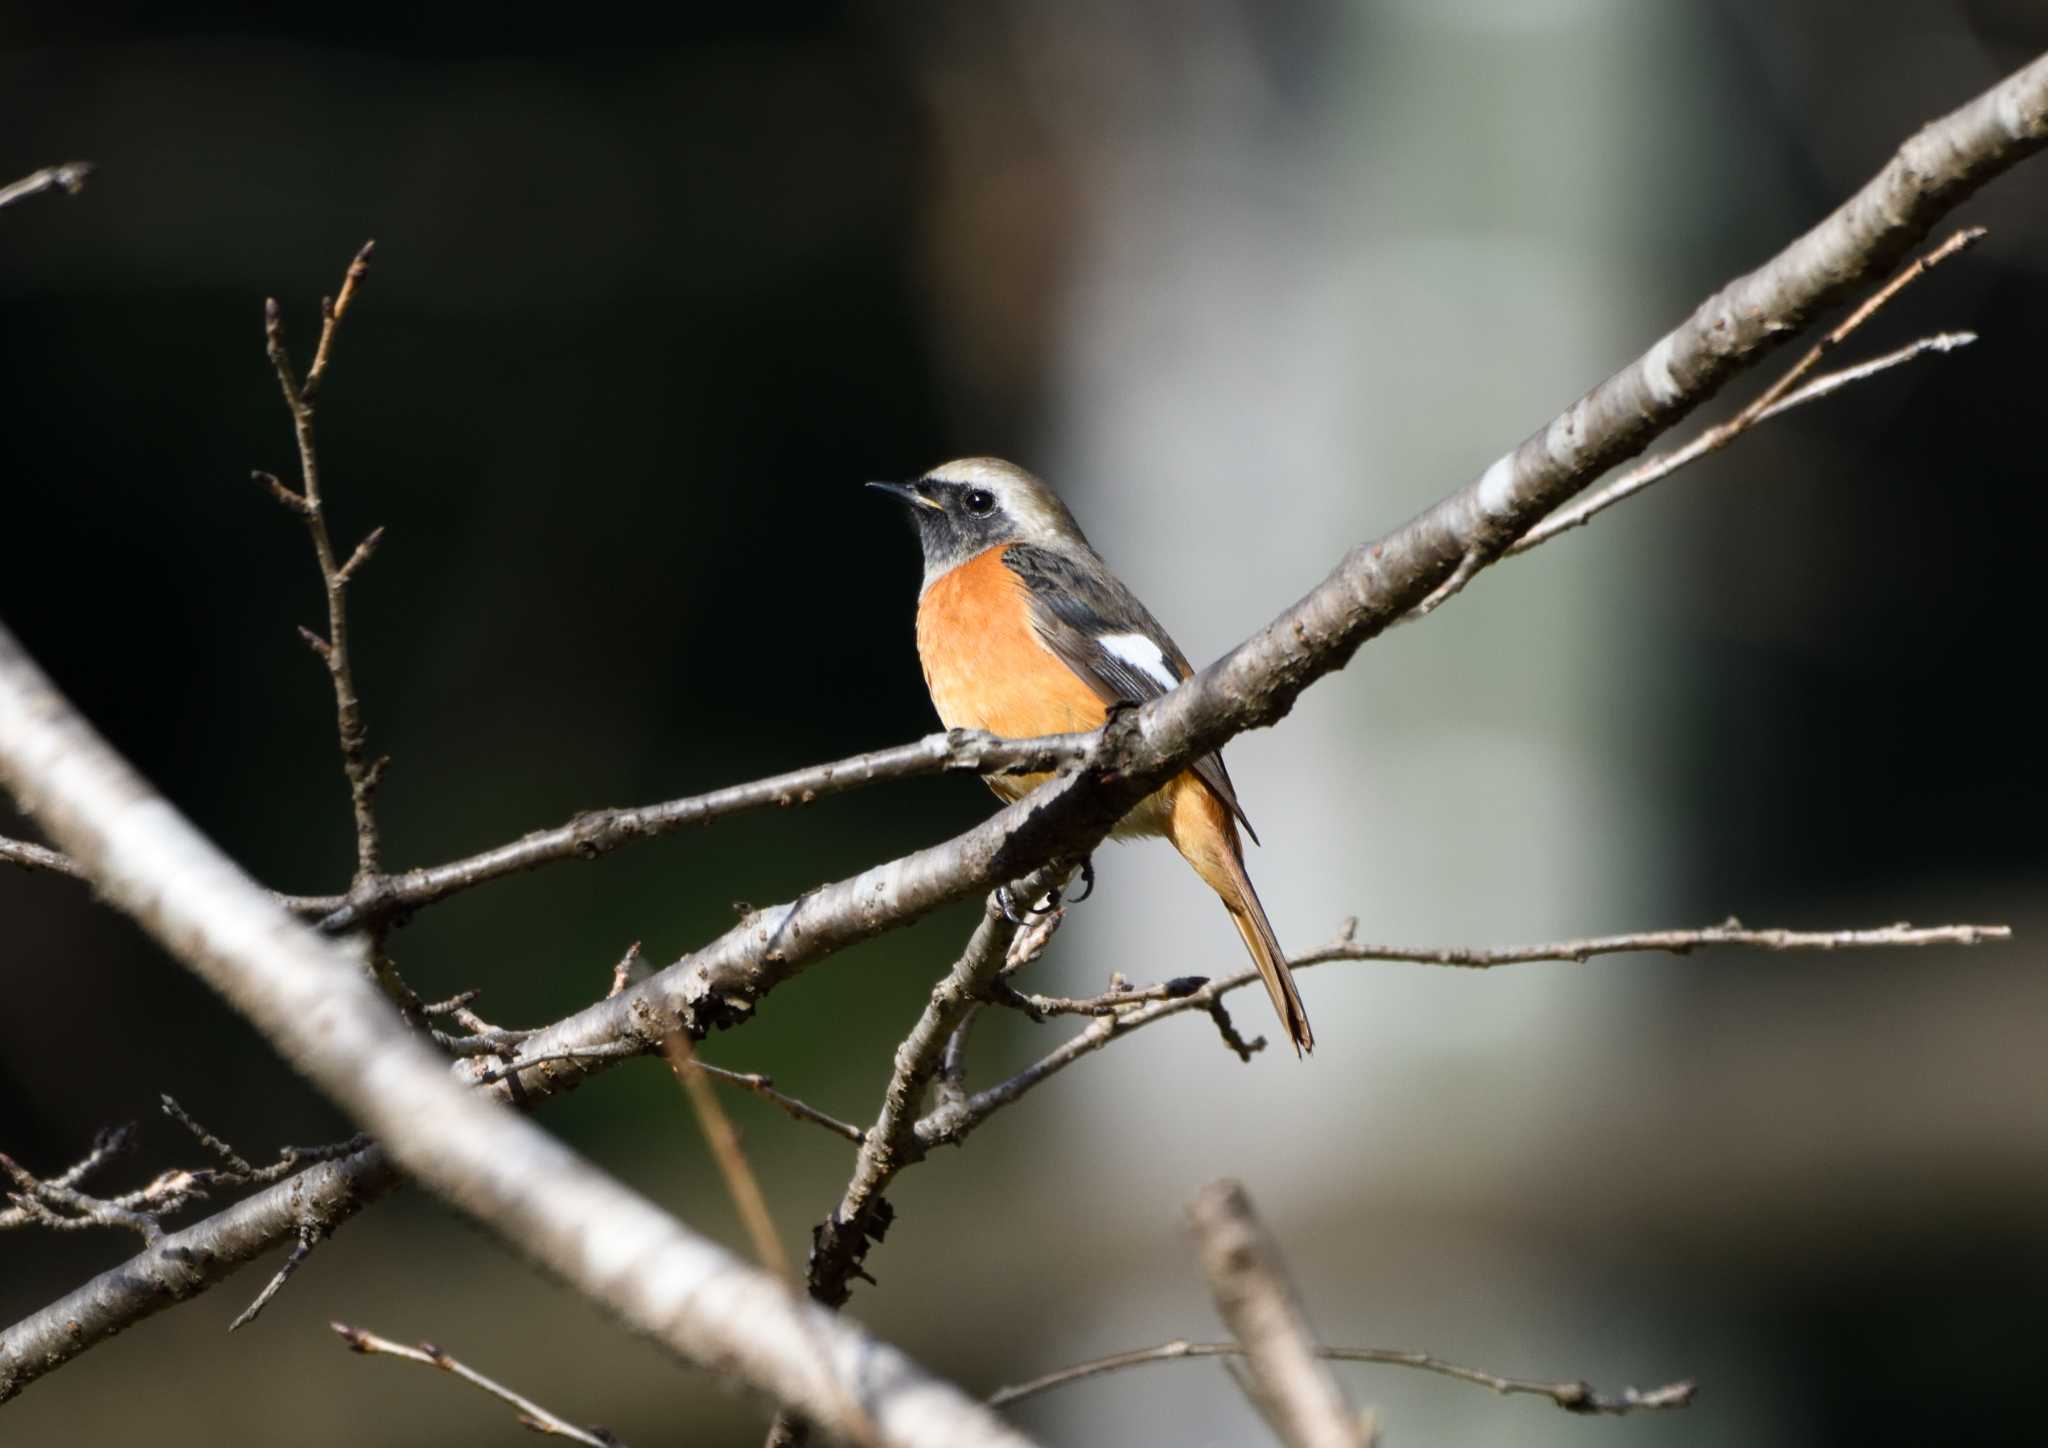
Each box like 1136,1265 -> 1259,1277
1002,544 -> 1259,843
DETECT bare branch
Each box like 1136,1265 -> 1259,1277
928,916 -> 2010,1145
0,627 -> 1040,1447
0,1146 -> 189,1242
0,162 -> 92,212
690,1061 -> 866,1146
988,1339 -> 1695,1417
803,895 -> 1027,1310
303,241 -> 373,401
1188,1180 -> 1366,1448
1511,226 -> 1987,556
229,1224 -> 318,1331
0,1104 -> 364,1249
263,243 -> 387,885
311,727 -> 1095,934
0,833 -> 86,881
333,1322 -> 627,1446
661,1034 -> 795,1284
665,1033 -> 884,1448
763,886 -> 1063,1448
334,524 -> 385,585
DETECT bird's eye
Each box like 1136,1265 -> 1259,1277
964,489 -> 997,517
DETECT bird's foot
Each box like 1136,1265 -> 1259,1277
996,883 -> 1063,924
1068,856 -> 1096,904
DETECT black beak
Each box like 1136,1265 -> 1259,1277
866,480 -> 941,511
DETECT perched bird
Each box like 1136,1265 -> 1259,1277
870,457 -> 1313,1055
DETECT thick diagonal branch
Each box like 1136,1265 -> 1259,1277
0,626 -> 1040,1448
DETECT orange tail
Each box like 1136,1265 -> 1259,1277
1167,777 -> 1315,1056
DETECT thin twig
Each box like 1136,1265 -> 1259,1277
0,1106 -> 364,1247
663,1034 -> 883,1448
9,728 -> 1098,926
988,1339 -> 1695,1417
692,1061 -> 866,1146
1511,228 -> 1985,556
471,1044 -> 644,1086
0,162 -> 92,212
924,917 -> 2012,1146
662,1033 -> 793,1282
1188,1181 -> 1365,1448
262,241 -> 387,885
229,1224 -> 318,1331
608,941 -> 645,999
332,1322 -> 626,1446
0,834 -> 87,880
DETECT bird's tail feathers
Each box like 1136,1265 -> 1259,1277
1218,853 -> 1314,1057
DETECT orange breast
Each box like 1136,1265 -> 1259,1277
916,543 -> 1108,746
917,543 -> 1199,836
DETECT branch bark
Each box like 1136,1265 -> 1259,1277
0,626 -> 1041,1448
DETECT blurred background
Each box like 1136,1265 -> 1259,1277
3,2 -> 2045,1444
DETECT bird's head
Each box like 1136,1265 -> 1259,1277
868,457 -> 1088,589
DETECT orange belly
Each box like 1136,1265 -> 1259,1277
916,544 -> 1110,741
915,543 -> 1175,836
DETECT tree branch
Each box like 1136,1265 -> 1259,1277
0,162 -> 92,212
1508,226 -> 1986,558
261,242 -> 386,884
333,1322 -> 628,1446
937,917 -> 2012,1135
309,728 -> 1095,933
0,834 -> 85,880
1188,1180 -> 1366,1448
0,627 -> 1041,1448
988,1339 -> 1695,1417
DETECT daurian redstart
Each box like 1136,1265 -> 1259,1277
871,457 -> 1313,1055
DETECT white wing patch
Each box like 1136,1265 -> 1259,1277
1099,632 -> 1180,692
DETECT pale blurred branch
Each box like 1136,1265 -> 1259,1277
332,1322 -> 628,1447
1188,1180 -> 1367,1448
0,162 -> 92,212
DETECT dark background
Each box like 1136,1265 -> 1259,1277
3,3 -> 2044,1445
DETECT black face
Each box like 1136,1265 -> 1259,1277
867,476 -> 1012,576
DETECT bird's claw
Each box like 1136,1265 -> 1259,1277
997,883 -> 1063,923
1069,857 -> 1096,904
